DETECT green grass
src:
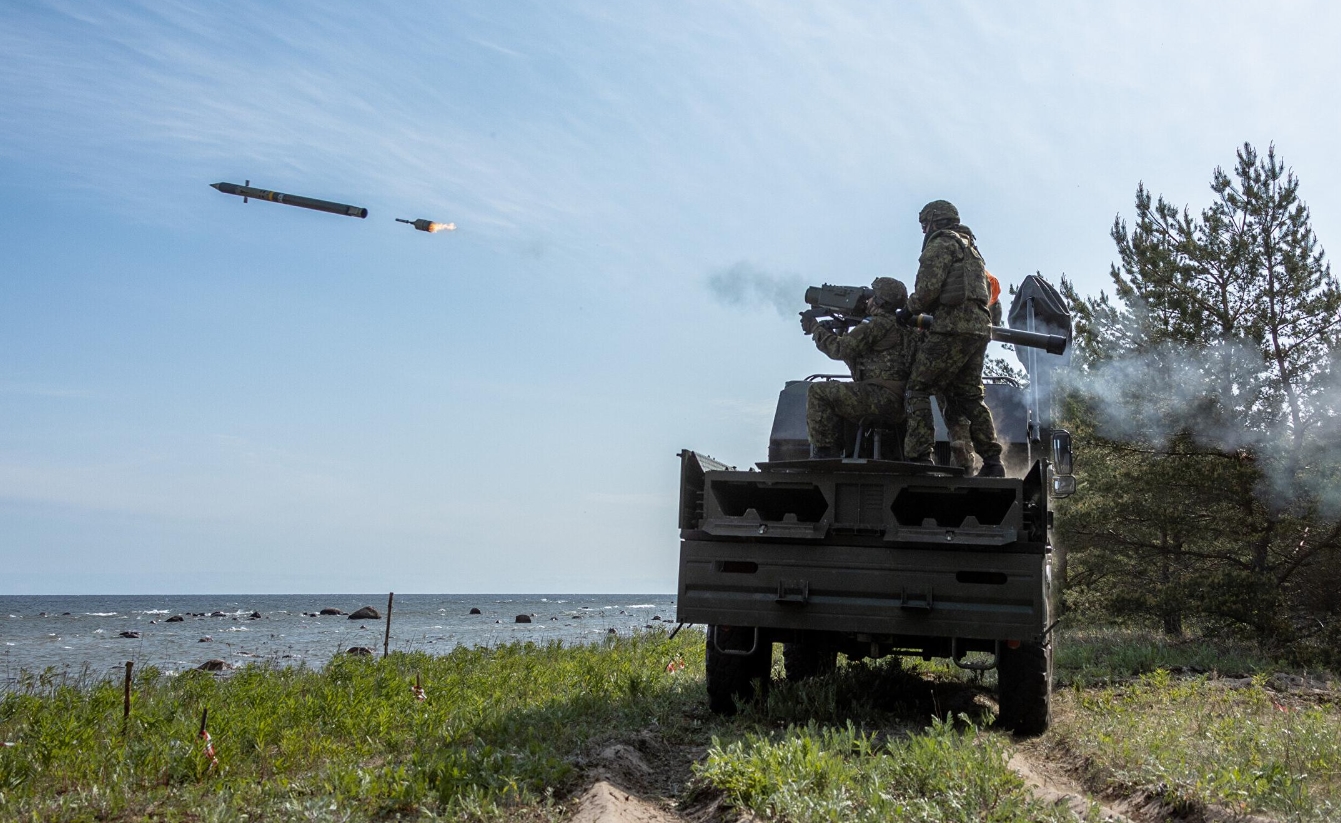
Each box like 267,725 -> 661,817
1044,627 -> 1340,821
684,655 -> 1093,822
696,718 -> 1079,823
3,626 -> 1337,822
1054,625 -> 1277,687
1051,669 -> 1341,822
0,631 -> 706,821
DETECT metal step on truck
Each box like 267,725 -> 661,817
674,274 -> 1075,735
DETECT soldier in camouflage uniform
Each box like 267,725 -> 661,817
943,274 -> 1005,472
803,277 -> 918,459
902,200 -> 1005,476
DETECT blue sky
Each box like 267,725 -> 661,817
3,1 -> 1339,594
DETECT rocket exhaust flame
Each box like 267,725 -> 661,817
396,218 -> 456,233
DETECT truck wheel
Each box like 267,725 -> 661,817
996,641 -> 1052,736
782,640 -> 838,682
705,626 -> 771,715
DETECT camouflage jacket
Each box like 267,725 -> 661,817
907,226 -> 992,336
811,312 -> 917,383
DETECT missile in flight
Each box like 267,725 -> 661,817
210,180 -> 368,219
396,218 -> 456,233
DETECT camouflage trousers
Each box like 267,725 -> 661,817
941,398 -> 978,472
806,380 -> 905,452
904,332 -> 1002,463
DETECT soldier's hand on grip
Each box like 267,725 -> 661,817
799,310 -> 819,334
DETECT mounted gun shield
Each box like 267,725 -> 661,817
1005,274 -> 1076,494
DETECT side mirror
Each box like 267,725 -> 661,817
1052,475 -> 1077,497
1050,429 -> 1074,476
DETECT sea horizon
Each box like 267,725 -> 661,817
1,593 -> 682,687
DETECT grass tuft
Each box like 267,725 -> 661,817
1052,669 -> 1341,821
696,717 -> 1077,823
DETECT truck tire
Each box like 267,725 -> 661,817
782,640 -> 838,682
996,641 -> 1052,736
705,626 -> 771,715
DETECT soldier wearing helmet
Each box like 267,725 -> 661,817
901,200 -> 1005,476
801,276 -> 918,458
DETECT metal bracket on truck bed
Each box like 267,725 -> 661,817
711,625 -> 761,656
775,579 -> 810,605
899,586 -> 933,611
952,638 -> 1000,671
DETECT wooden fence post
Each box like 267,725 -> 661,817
122,661 -> 133,723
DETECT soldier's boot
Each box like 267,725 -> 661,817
810,444 -> 842,459
976,458 -> 1006,478
948,439 -> 975,470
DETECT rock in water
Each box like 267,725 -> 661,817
319,608 -> 344,615
347,606 -> 381,620
469,607 -> 482,615
166,615 -> 184,623
197,659 -> 229,671
515,614 -> 532,623
346,646 -> 374,656
118,631 -> 141,639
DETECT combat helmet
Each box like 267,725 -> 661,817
870,277 -> 907,309
918,199 -> 960,227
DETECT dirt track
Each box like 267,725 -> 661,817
563,732 -> 1283,823
561,674 -> 1292,823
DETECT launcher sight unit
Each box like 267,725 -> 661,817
799,283 -> 875,334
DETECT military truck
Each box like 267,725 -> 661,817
674,275 -> 1074,735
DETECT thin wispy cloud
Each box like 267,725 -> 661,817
0,3 -> 583,236
0,383 -> 96,399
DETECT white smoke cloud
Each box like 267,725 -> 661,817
706,261 -> 806,317
1064,339 -> 1341,516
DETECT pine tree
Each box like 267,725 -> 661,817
1058,144 -> 1341,660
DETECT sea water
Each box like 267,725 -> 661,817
0,594 -> 678,687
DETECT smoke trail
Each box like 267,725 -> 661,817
1063,339 -> 1266,450
1063,339 -> 1341,516
706,261 -> 806,317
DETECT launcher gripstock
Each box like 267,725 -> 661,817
802,284 -> 873,333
